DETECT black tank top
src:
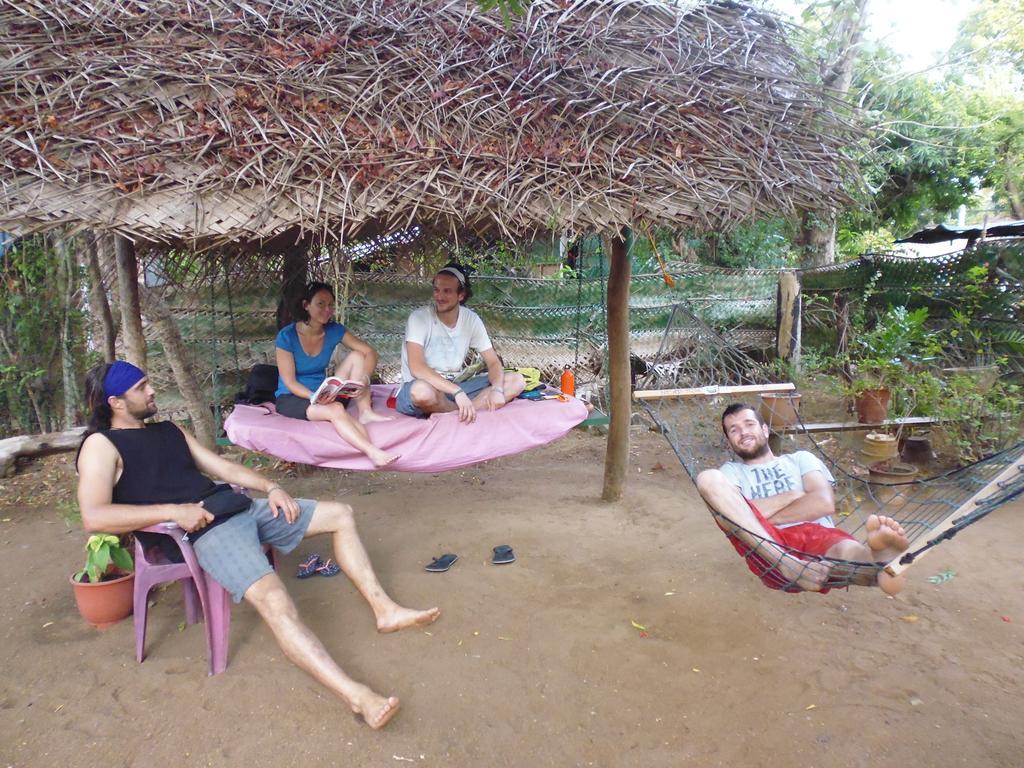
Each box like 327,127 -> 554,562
98,422 -> 225,546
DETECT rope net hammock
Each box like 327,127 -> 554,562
635,304 -> 1024,593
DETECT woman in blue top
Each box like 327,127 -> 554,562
275,282 -> 398,468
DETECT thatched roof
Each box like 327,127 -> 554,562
1,0 -> 856,247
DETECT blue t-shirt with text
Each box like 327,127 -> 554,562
274,321 -> 347,398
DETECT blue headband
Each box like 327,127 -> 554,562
103,361 -> 146,398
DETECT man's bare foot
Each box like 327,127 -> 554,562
359,409 -> 392,425
351,689 -> 400,730
865,514 -> 910,561
368,448 -> 400,468
377,605 -> 441,634
877,569 -> 906,595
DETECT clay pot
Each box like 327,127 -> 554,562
758,393 -> 802,428
854,386 -> 890,424
868,461 -> 918,484
71,572 -> 134,628
862,432 -> 898,461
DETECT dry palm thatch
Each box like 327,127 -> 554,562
1,0 -> 857,247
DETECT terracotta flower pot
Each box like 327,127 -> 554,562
854,386 -> 890,424
71,572 -> 135,629
758,393 -> 802,428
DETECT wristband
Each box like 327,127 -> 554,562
493,387 -> 505,394
266,484 -> 283,495
454,387 -> 465,397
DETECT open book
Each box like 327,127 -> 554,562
309,377 -> 366,405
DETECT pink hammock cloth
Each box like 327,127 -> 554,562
224,384 -> 589,472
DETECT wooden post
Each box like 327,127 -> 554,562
114,234 -> 147,366
602,233 -> 632,502
775,269 -> 801,368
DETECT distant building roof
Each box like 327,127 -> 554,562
897,221 -> 1024,244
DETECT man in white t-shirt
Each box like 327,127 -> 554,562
395,263 -> 525,423
695,403 -> 909,594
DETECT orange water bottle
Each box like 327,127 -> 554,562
560,365 -> 575,397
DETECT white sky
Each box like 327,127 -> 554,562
767,0 -> 977,74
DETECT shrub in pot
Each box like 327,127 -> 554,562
71,534 -> 135,628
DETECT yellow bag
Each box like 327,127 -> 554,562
509,367 -> 542,391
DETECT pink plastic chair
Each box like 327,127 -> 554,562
133,522 -> 276,675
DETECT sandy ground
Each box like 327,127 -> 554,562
1,427 -> 1022,768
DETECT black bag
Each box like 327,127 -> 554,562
235,364 -> 279,405
197,483 -> 253,519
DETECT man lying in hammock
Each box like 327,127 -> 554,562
76,361 -> 440,729
696,403 -> 909,595
395,261 -> 525,422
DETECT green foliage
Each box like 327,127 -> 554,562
0,236 -> 77,434
73,534 -> 134,583
934,377 -> 1024,463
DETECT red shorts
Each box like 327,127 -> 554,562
722,499 -> 855,592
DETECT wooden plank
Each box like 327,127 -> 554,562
773,416 -> 944,434
884,459 -> 1024,577
633,382 -> 796,401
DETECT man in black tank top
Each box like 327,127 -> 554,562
77,361 -> 441,730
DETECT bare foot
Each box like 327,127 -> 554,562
351,689 -> 400,730
878,569 -> 906,595
359,409 -> 392,425
865,514 -> 910,562
377,605 -> 441,634
368,448 -> 400,468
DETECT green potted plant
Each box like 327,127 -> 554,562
844,306 -> 939,423
71,534 -> 135,628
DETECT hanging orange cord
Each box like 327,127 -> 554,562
644,225 -> 676,288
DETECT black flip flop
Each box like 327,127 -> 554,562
425,553 -> 459,573
492,544 -> 515,565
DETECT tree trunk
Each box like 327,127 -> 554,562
602,233 -> 632,502
797,210 -> 837,268
142,288 -> 216,449
53,233 -> 82,429
96,233 -> 121,342
277,239 -> 309,329
114,234 -> 146,366
0,427 -> 88,478
798,0 -> 868,268
82,234 -> 117,362
1004,158 -> 1024,219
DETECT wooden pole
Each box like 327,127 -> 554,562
602,233 -> 632,502
114,234 -> 147,366
775,269 -> 802,368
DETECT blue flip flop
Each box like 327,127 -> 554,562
425,553 -> 459,573
492,545 -> 515,565
296,553 -> 322,579
315,558 -> 341,577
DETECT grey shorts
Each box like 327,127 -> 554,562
192,497 -> 317,603
394,373 -> 492,417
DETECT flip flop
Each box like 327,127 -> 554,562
492,545 -> 515,565
315,558 -> 341,577
425,553 -> 459,573
296,553 -> 322,579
